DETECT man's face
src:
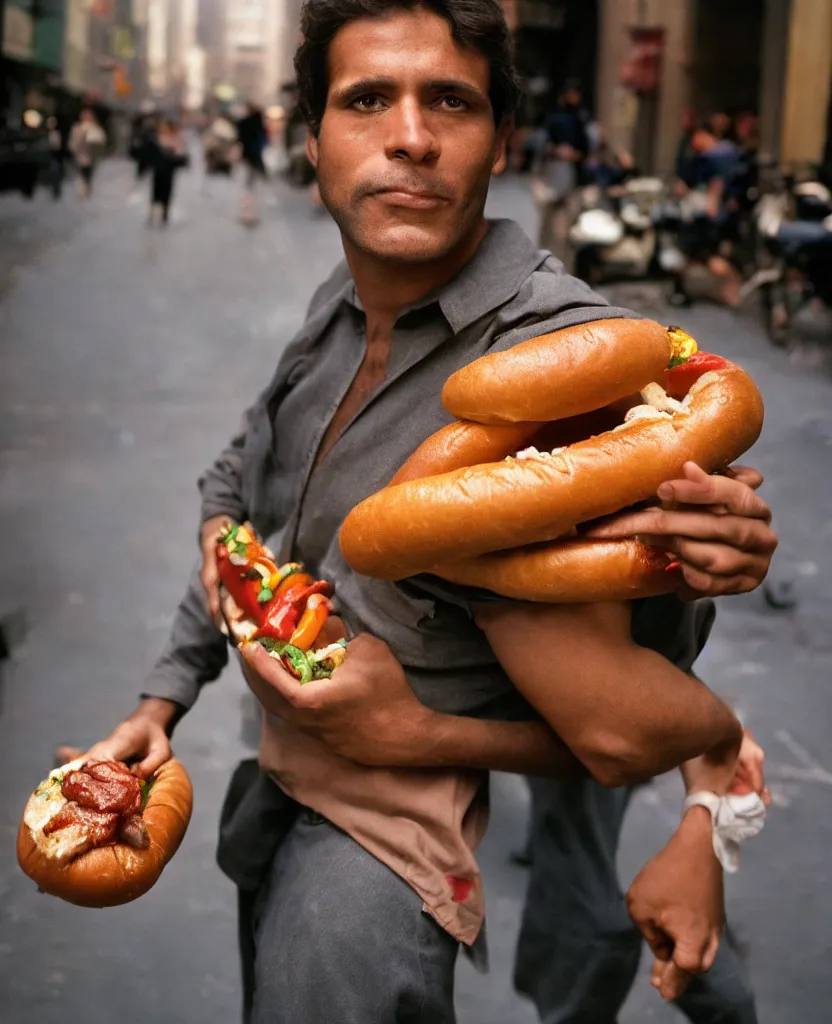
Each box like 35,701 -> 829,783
307,8 -> 509,264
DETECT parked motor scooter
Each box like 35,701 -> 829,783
568,177 -> 665,284
741,179 -> 832,345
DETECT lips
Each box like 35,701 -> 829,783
372,188 -> 449,209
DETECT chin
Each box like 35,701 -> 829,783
357,223 -> 459,263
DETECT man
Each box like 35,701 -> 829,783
83,3 -> 777,1021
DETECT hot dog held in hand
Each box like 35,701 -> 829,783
18,757 -> 192,907
339,322 -> 764,601
216,522 -> 347,684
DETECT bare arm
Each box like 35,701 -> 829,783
237,633 -> 584,777
473,601 -> 742,787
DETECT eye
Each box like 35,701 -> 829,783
352,94 -> 385,112
437,95 -> 468,111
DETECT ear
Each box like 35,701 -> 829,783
491,119 -> 513,177
305,130 -> 318,168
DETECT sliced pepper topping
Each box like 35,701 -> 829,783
666,326 -> 698,368
280,644 -> 314,684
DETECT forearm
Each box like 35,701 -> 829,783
398,712 -> 585,778
141,564 -> 229,713
477,602 -> 742,789
594,646 -> 743,786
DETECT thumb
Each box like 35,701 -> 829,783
135,732 -> 172,778
683,461 -> 710,484
201,558 -> 220,618
659,961 -> 694,1001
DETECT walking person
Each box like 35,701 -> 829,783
129,107 -> 158,188
147,119 -> 189,227
68,108 -> 106,198
236,101 -> 268,224
46,116 -> 67,200
71,3 -> 777,1021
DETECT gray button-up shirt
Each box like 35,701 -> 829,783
145,218 -> 711,716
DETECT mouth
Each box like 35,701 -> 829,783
371,188 -> 449,210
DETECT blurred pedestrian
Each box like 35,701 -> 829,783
147,120 -> 189,227
68,108 -> 106,199
236,101 -> 268,224
129,108 -> 158,187
46,116 -> 66,200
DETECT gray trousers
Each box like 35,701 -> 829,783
514,778 -> 758,1024
246,809 -> 459,1024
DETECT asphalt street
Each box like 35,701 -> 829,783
1,156 -> 831,1024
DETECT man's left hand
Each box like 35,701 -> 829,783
237,632 -> 433,766
587,462 -> 777,599
627,805 -> 724,1001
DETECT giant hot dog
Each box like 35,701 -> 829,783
339,322 -> 764,600
17,757 -> 192,907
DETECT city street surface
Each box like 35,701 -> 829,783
1,155 -> 831,1024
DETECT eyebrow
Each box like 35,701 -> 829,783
332,76 -> 489,106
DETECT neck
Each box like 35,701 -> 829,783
343,219 -> 489,341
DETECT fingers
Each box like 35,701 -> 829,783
657,463 -> 772,522
135,734 -> 173,778
671,535 -> 774,574
591,507 -> 778,555
82,740 -> 119,764
653,960 -> 694,1001
722,464 -> 764,491
239,641 -> 317,710
633,917 -> 674,962
201,548 -> 221,620
677,562 -> 765,598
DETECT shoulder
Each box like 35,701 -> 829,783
486,255 -> 638,354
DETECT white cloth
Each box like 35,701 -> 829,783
683,790 -> 767,873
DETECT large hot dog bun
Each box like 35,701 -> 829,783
441,318 -> 673,423
17,758 -> 192,908
341,363 -> 763,581
439,539 -> 675,602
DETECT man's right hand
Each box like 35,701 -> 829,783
82,698 -> 178,778
200,514 -> 235,621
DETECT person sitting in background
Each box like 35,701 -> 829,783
584,134 -> 636,192
672,122 -> 745,307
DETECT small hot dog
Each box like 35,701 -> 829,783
216,523 -> 347,679
17,758 -> 192,908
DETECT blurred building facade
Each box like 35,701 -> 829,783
499,0 -> 832,175
1,0 -> 150,121
595,0 -> 832,173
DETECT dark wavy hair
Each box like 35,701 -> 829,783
294,0 -> 521,135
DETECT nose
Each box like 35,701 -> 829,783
384,96 -> 439,165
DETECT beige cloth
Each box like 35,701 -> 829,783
259,712 -> 489,945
